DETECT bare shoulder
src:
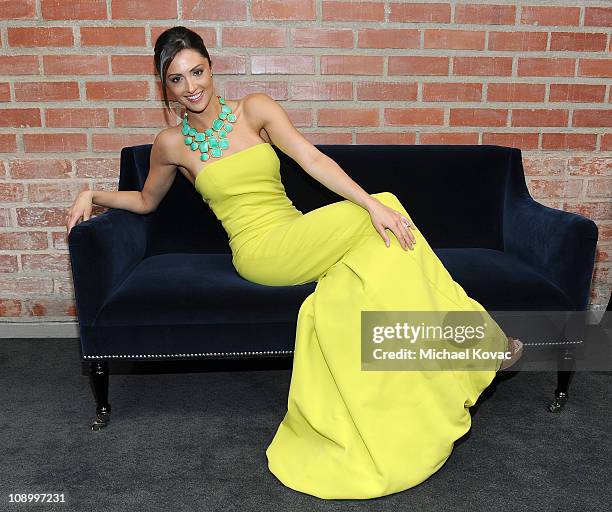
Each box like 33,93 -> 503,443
242,92 -> 276,131
241,92 -> 323,168
152,126 -> 181,165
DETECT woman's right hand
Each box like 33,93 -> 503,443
66,190 -> 94,236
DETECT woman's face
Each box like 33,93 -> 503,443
165,48 -> 213,111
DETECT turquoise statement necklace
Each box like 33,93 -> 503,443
182,94 -> 237,162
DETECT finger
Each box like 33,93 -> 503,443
378,226 -> 390,247
391,225 -> 405,250
397,221 -> 413,250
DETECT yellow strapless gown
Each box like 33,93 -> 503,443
194,142 -> 507,500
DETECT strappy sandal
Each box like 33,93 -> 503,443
499,336 -> 524,371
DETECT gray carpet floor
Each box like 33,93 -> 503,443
1,333 -> 610,512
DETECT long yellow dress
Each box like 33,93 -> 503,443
194,142 -> 507,500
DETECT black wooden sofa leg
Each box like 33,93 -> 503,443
89,360 -> 111,430
548,347 -> 575,413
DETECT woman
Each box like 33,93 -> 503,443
66,26 -> 523,500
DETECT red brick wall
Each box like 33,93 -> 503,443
0,1 -> 610,319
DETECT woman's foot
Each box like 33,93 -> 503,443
499,336 -> 524,371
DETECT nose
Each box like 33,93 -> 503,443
185,76 -> 195,93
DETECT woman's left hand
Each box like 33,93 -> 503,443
367,199 -> 417,251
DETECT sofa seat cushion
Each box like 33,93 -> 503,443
435,248 -> 574,310
94,253 -> 316,326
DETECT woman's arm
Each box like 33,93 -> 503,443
66,129 -> 177,234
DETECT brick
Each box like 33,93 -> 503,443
549,84 -> 606,103
8,27 -> 73,47
578,59 -> 612,78
0,134 -> 17,152
356,132 -> 416,144
292,28 -> 353,48
487,83 -> 545,102
0,83 -> 9,101
224,81 -> 288,101
252,55 -> 316,74
182,0 -> 247,20
320,55 -> 381,75
114,108 -> 175,128
454,3 -> 516,25
9,159 -> 71,179
23,298 -> 76,317
23,134 -> 87,152
0,299 -> 21,317
0,277 -> 54,294
584,7 -> 612,27
81,26 -> 146,46
0,183 -> 25,202
420,132 -> 479,144
0,255 -> 18,273
15,82 -> 80,102
529,179 -> 583,199
92,133 -> 155,152
388,56 -> 449,76
86,81 -> 149,101
385,108 -> 445,126
450,108 -> 508,126
358,29 -> 419,49
22,254 -> 70,272
356,82 -> 417,101
542,133 -> 597,151
1,0 -> 36,19
318,108 -> 379,126
0,109 -> 41,127
252,0 -> 316,20
17,207 -> 70,227
0,55 -> 39,75
292,81 -> 353,100
111,0 -> 177,19
482,132 -> 539,149
573,110 -> 612,127
222,27 -> 286,47
422,82 -> 482,102
29,182 -> 90,202
424,29 -> 485,50
586,178 -> 612,198
110,55 -> 156,75
322,1 -> 383,21
521,6 -> 580,26
517,58 -> 575,76
75,158 -> 120,178
389,2 -> 450,23
453,56 -> 512,76
567,157 -> 611,176
512,109 -> 569,127
550,32 -> 607,52
0,231 -> 48,250
488,31 -> 547,51
44,55 -> 108,75
41,0 -> 107,20
46,108 -> 109,128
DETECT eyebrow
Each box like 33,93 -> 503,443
167,65 -> 203,78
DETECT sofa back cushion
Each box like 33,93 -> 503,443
120,144 -> 515,257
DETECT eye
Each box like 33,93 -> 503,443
194,69 -> 202,76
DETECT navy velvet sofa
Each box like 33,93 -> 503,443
68,144 -> 599,430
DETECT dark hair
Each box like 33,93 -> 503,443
154,26 -> 212,111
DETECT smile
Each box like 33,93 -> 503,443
186,91 -> 203,102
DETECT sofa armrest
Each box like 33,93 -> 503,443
503,196 -> 598,310
68,208 -> 149,326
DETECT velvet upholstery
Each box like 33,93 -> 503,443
68,144 -> 598,361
